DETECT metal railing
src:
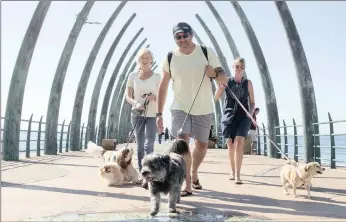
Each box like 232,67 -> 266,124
0,115 -> 89,158
257,112 -> 346,169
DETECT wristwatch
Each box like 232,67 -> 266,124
156,112 -> 162,117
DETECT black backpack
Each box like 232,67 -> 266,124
167,45 -> 208,77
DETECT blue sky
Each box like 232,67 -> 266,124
2,1 -> 346,134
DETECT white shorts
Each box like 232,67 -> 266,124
248,129 -> 258,142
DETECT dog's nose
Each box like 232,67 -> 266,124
141,171 -> 149,176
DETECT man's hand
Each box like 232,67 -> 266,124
205,65 -> 216,77
156,116 -> 164,133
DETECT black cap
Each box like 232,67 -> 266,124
173,22 -> 193,35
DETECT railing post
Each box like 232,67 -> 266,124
59,120 -> 65,153
80,123 -> 84,150
263,123 -> 267,156
84,125 -> 88,149
283,119 -> 288,157
328,112 -> 336,169
66,122 -> 71,152
257,127 -> 261,155
312,114 -> 321,164
293,118 -> 298,162
275,119 -> 281,158
37,116 -> 43,156
26,114 -> 33,158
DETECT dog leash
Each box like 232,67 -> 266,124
124,93 -> 151,149
224,84 -> 291,162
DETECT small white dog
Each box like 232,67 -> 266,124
99,162 -> 125,186
280,160 -> 325,199
87,141 -> 139,185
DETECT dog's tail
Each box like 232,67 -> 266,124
86,141 -> 106,157
168,139 -> 190,156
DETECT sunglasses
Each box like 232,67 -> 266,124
235,65 -> 245,70
174,33 -> 189,40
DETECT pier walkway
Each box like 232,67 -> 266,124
2,143 -> 346,221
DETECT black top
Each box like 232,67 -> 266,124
224,77 -> 249,118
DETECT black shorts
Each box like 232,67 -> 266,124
222,117 -> 251,143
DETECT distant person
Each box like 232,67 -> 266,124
125,48 -> 161,189
164,127 -> 169,141
249,108 -> 260,154
215,57 -> 256,185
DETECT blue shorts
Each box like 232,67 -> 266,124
222,117 -> 251,143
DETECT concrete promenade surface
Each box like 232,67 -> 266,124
1,142 -> 346,221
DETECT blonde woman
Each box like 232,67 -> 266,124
125,48 -> 161,188
215,57 -> 256,185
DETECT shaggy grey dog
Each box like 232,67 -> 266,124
140,139 -> 189,216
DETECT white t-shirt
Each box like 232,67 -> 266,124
161,45 -> 222,115
126,72 -> 161,118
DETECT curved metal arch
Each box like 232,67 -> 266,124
115,62 -> 138,140
205,1 -> 247,78
107,39 -> 148,138
97,28 -> 144,144
3,1 -> 51,161
275,1 -> 320,163
45,2 -> 95,155
231,1 -> 281,158
195,14 -> 232,77
70,1 -> 127,151
192,31 -> 223,147
86,13 -> 137,143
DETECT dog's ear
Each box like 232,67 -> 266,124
160,154 -> 171,166
304,162 -> 313,172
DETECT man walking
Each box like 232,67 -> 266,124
156,22 -> 228,196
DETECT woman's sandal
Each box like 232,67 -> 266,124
229,174 -> 235,180
192,179 -> 202,190
235,178 -> 243,185
181,190 -> 193,197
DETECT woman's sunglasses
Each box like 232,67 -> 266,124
235,65 -> 245,70
174,33 -> 189,40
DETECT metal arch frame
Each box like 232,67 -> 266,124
230,1 -> 281,158
45,2 -> 95,155
3,1 -> 51,161
86,13 -> 137,144
204,1 -> 248,78
107,40 -> 149,139
275,1 -> 320,163
195,14 -> 232,77
97,28 -> 144,144
69,1 -> 127,151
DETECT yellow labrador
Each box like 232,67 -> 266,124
280,161 -> 325,199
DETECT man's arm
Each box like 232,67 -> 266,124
248,80 -> 256,115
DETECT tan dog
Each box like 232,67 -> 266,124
280,160 -> 325,199
99,163 -> 125,186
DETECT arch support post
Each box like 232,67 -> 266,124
70,1 -> 127,150
45,1 -> 94,155
231,1 -> 281,158
3,1 -> 51,161
276,1 -> 319,163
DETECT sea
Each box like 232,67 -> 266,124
1,131 -> 346,167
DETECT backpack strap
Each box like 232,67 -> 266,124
167,51 -> 173,77
201,45 -> 209,63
